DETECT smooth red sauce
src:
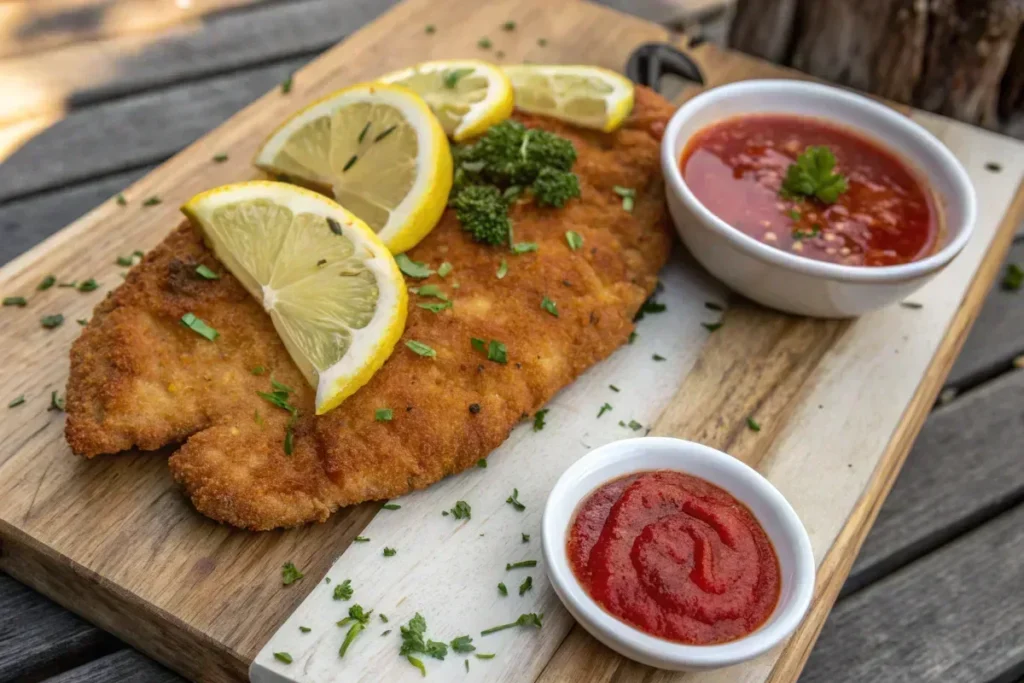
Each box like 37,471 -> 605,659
680,114 -> 941,266
567,470 -> 780,645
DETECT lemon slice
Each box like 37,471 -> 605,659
182,181 -> 408,415
254,83 -> 451,254
378,60 -> 514,141
502,64 -> 635,133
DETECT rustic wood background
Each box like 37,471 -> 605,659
0,1 -> 1022,682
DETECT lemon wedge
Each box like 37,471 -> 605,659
378,60 -> 514,141
182,181 -> 408,414
502,64 -> 635,133
254,83 -> 451,254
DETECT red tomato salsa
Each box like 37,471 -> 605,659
567,470 -> 780,645
680,114 -> 941,267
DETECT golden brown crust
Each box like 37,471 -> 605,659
65,86 -> 676,530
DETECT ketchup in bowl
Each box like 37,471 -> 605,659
680,114 -> 941,267
567,470 -> 781,645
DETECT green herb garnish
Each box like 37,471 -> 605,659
532,409 -> 547,431
451,635 -> 476,653
8,395 -> 26,408
382,503 -> 401,510
502,20 -> 516,31
354,536 -> 370,542
425,24 -> 436,34
77,279 -> 99,292
338,604 -> 373,658
496,259 -> 508,279
444,68 -> 475,89
383,547 -> 397,557
281,562 -> 304,585
747,417 -> 761,432
194,264 -> 219,280
281,75 -> 293,94
609,384 -> 620,392
334,579 -> 353,601
702,322 -> 723,332
540,296 -> 558,317
498,582 -> 508,596
781,146 -> 848,203
477,458 -> 487,467
565,231 -> 583,251
447,500 -> 472,520
511,242 -> 538,254
437,262 -> 453,277
142,196 -> 161,207
627,419 -> 643,431
476,653 -> 496,659
396,253 -> 434,279
597,403 -> 612,418
48,391 -> 65,412
477,37 -> 492,49
900,301 -> 924,309
400,613 -> 448,674
3,297 -> 26,307
406,339 -> 437,357
115,193 -> 127,206
518,576 -> 533,595
375,408 -> 394,422
652,353 -> 666,361
38,275 -> 56,291
628,331 -> 637,344
213,153 -> 228,163
506,560 -> 536,570
487,340 -> 507,363
506,488 -> 526,511
299,626 -> 311,633
613,186 -> 635,212
41,314 -> 64,329
480,613 -> 543,635
180,312 -> 218,340
522,533 -> 530,543
251,366 -> 266,375
273,652 -> 293,664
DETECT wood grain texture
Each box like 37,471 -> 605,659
0,169 -> 151,266
946,239 -> 1024,387
0,2 -> 1022,683
845,366 -> 1024,594
0,0 -> 397,126
0,57 -> 306,202
802,504 -> 1024,683
0,574 -> 119,682
0,0 -> 267,58
46,649 -> 183,683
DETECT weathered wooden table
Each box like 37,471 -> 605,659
1,1 -> 1022,682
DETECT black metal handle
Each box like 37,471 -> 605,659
625,43 -> 705,92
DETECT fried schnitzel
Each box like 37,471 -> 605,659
65,86 -> 674,530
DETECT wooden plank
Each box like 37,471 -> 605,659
801,504 -> 1024,683
0,0 -> 398,126
0,573 -> 118,681
847,366 -> 1024,593
46,649 -> 183,683
0,170 -> 150,266
0,2 -> 1021,683
0,0 -> 265,59
0,58 -> 305,203
945,239 -> 1024,387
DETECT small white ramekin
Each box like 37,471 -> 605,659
542,437 -> 815,671
661,79 -> 977,318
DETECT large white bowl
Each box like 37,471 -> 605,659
660,79 -> 977,318
542,437 -> 815,671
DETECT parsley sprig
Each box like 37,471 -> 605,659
780,146 -> 848,204
480,612 -> 543,635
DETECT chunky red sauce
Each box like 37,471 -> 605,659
567,470 -> 780,645
680,114 -> 941,266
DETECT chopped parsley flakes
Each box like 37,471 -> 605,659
382,503 -> 401,510
487,339 -> 507,364
37,275 -> 56,291
597,403 -> 612,418
613,186 -> 636,212
532,409 -> 547,431
747,416 -> 762,432
506,488 -> 526,511
273,652 -> 293,664
375,407 -> 393,422
41,314 -> 64,329
480,612 -> 543,636
506,560 -> 537,570
540,296 -> 558,317
395,253 -> 434,279
333,579 -> 353,600
406,339 -> 436,357
518,576 -> 533,595
195,264 -> 219,280
3,297 -> 26,307
497,259 -> 508,279
446,500 -> 472,520
498,582 -> 508,596
400,613 -> 448,674
383,547 -> 397,557
180,312 -> 218,340
565,230 -> 583,250
281,562 -> 303,585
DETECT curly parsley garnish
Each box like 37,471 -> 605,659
333,579 -> 353,601
338,604 -> 373,657
400,613 -> 448,674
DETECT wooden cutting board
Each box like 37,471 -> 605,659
0,0 -> 1022,682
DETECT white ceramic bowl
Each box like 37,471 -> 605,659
660,79 -> 977,318
542,437 -> 815,671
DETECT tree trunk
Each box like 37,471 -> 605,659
728,0 -> 1024,137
